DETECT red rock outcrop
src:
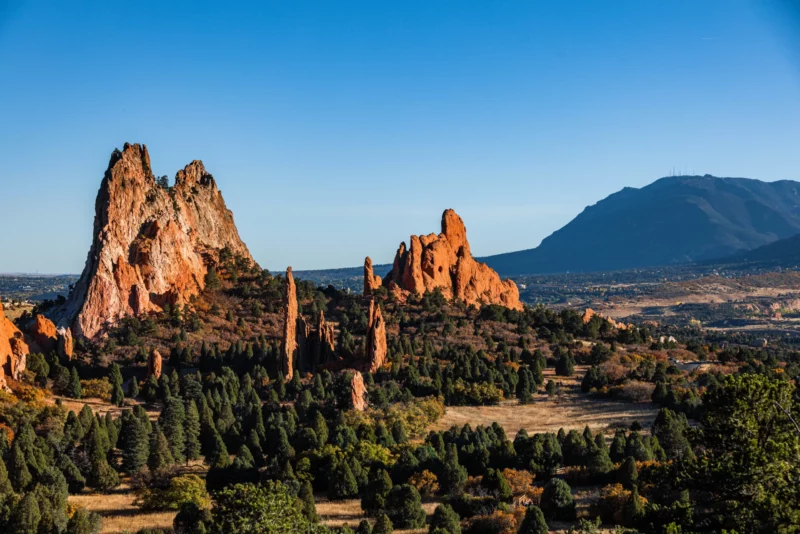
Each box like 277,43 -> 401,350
57,327 -> 74,360
1,303 -> 28,381
349,371 -> 368,411
363,257 -> 383,295
146,349 -> 163,379
582,308 -> 630,330
281,267 -> 299,380
31,314 -> 58,354
366,300 -> 387,373
314,311 -> 336,365
52,143 -> 253,339
382,210 -> 522,310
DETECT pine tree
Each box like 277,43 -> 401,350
619,456 -> 638,489
160,397 -> 186,463
127,377 -> 140,398
121,411 -> 149,473
609,430 -> 627,463
516,365 -> 534,404
206,427 -> 231,468
372,513 -> 393,534
540,478 -> 575,520
441,443 -> 467,496
299,480 -> 318,522
68,367 -> 82,399
622,487 -> 644,527
555,352 -> 575,377
86,418 -> 119,491
385,484 -> 426,529
517,505 -> 548,534
484,468 -> 512,502
0,454 -> 13,494
184,400 -> 202,462
9,442 -> 32,491
362,468 -> 393,516
110,381 -> 125,407
329,460 -> 359,500
586,443 -> 614,476
429,503 -> 461,534
148,424 -> 175,472
312,412 -> 329,447
11,493 -> 41,534
355,519 -> 372,534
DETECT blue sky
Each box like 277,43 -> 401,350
1,1 -> 800,273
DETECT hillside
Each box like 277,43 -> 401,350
483,175 -> 800,275
716,231 -> 800,268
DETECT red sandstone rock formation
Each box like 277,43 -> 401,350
31,314 -> 58,354
366,300 -> 387,373
382,209 -> 522,310
57,327 -> 74,360
363,257 -> 383,295
1,303 -> 28,382
281,267 -> 299,380
146,349 -> 163,379
349,371 -> 368,411
582,308 -> 630,330
53,143 -> 253,340
315,311 -> 336,365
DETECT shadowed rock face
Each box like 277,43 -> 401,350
53,143 -> 253,339
381,209 -> 522,310
366,300 -> 387,373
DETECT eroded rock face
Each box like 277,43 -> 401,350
366,300 -> 387,373
349,371 -> 368,411
382,209 -> 522,310
582,308 -> 629,330
315,311 -> 336,366
147,349 -> 162,379
363,257 -> 383,295
53,143 -> 253,339
57,327 -> 74,360
281,267 -> 299,380
1,303 -> 28,381
32,314 -> 58,354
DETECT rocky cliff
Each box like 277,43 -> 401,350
1,303 -> 28,388
375,209 -> 522,310
53,143 -> 253,339
366,300 -> 387,373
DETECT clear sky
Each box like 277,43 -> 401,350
1,1 -> 800,273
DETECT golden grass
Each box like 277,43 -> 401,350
431,367 -> 658,438
69,482 -> 176,534
317,497 -> 441,534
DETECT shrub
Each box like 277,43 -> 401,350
80,379 -> 112,401
135,474 -> 211,511
409,469 -> 439,497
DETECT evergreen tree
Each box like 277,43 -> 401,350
483,468 -> 512,502
8,442 -> 32,492
651,408 -> 692,460
328,460 -> 359,500
441,443 -> 467,496
110,381 -> 125,407
86,419 -> 119,490
312,413 -> 328,447
148,424 -> 175,472
609,430 -> 627,463
121,411 -> 149,473
11,493 -> 40,534
619,456 -> 638,489
540,478 -> 575,520
555,352 -> 575,377
356,519 -> 372,534
651,381 -> 668,404
372,513 -> 393,534
298,480 -> 318,522
429,503 -> 461,534
516,365 -> 534,404
206,428 -> 231,468
385,484 -> 426,529
68,367 -> 82,399
622,487 -> 644,527
625,432 -> 653,462
362,468 -> 393,516
586,443 -> 614,476
184,400 -> 202,462
127,378 -> 140,398
0,454 -> 12,494
517,505 -> 548,534
160,397 -> 186,463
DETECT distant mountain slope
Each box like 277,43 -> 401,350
717,232 -> 800,268
483,175 -> 800,276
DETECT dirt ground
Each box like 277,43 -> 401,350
431,368 -> 659,438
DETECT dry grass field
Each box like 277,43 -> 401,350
317,497 -> 441,533
69,482 -> 176,534
431,367 -> 659,438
